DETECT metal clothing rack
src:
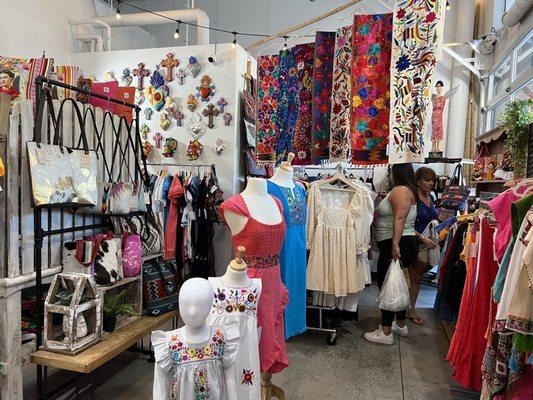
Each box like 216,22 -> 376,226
32,76 -> 148,400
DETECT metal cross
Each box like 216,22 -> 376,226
217,97 -> 228,113
153,132 -> 164,149
160,53 -> 179,82
140,123 -> 150,139
175,110 -> 185,127
176,68 -> 187,85
223,112 -> 232,126
143,108 -> 153,120
132,63 -> 150,91
202,103 -> 220,129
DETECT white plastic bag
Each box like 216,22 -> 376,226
378,259 -> 410,312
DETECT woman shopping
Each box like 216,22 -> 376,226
407,167 -> 439,326
364,164 -> 419,345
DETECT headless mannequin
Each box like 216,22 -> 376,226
268,152 -> 295,190
179,278 -> 213,344
224,177 -> 283,236
221,246 -> 253,287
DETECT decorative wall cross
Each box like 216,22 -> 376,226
217,97 -> 228,113
140,123 -> 150,139
143,108 -> 153,120
175,110 -> 185,127
132,63 -> 150,91
160,53 -> 179,82
223,112 -> 232,126
153,132 -> 164,149
176,68 -> 187,85
202,103 -> 220,129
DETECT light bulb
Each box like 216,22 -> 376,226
174,28 -> 180,39
446,1 -> 450,10
116,8 -> 121,19
232,32 -> 237,49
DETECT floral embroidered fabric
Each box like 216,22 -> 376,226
311,31 -> 336,163
388,0 -> 445,164
256,55 -> 280,163
328,25 -> 353,162
350,14 -> 393,165
242,255 -> 280,270
169,329 -> 225,364
212,286 -> 259,316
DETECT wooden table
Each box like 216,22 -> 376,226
31,311 -> 177,374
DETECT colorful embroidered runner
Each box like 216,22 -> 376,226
328,25 -> 353,162
53,65 -> 80,100
276,49 -> 299,165
256,55 -> 280,163
350,14 -> 393,166
311,31 -> 335,163
388,0 -> 445,164
292,43 -> 315,166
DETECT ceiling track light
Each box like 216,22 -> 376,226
174,19 -> 181,39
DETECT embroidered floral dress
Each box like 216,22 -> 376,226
207,277 -> 262,400
152,325 -> 239,400
220,194 -> 289,374
267,181 -> 307,339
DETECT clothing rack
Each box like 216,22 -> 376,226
32,76 -> 146,400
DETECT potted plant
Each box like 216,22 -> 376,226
102,290 -> 136,333
498,99 -> 533,179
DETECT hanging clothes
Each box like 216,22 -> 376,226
256,55 -> 280,163
267,181 -> 308,340
220,195 -> 289,374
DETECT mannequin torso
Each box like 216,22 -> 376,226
224,177 -> 282,236
269,167 -> 295,189
221,264 -> 253,287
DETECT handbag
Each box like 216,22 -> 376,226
75,232 -> 122,285
441,164 -> 470,211
421,220 -> 441,266
142,259 -> 180,316
121,233 -> 142,277
111,211 -> 163,256
28,87 -> 98,206
378,259 -> 410,312
108,182 -> 133,214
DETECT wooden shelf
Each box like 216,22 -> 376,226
31,311 -> 177,373
96,276 -> 141,293
142,253 -> 162,262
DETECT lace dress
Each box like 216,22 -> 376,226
220,194 -> 289,374
306,181 -> 371,297
152,325 -> 239,400
207,277 -> 262,400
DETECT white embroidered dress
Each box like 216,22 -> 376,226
152,324 -> 239,400
207,277 -> 262,400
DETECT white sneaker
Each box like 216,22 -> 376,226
364,326 -> 394,345
392,321 -> 409,337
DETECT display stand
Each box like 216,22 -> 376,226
29,76 -> 162,400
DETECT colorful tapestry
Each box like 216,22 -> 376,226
328,25 -> 353,163
26,57 -> 54,109
350,14 -> 393,165
292,43 -> 315,166
311,31 -> 336,163
53,65 -> 80,100
256,55 -> 280,163
275,48 -> 299,165
388,0 -> 446,164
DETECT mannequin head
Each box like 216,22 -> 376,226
435,80 -> 444,96
179,278 -> 213,329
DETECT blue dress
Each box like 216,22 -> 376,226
267,180 -> 307,340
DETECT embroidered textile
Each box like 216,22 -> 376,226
53,65 -> 80,100
242,255 -> 280,270
279,185 -> 306,226
256,55 -> 280,163
350,14 -> 393,165
212,286 -> 259,315
388,0 -> 446,164
328,25 -> 353,162
311,31 -> 336,163
169,328 -> 225,364
292,43 -> 315,165
276,49 -> 299,164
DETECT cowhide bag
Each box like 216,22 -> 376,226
111,211 -> 163,256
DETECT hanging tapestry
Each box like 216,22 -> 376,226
89,80 -> 119,113
256,55 -> 280,163
350,13 -> 393,166
276,48 -> 299,165
328,25 -> 353,163
311,31 -> 336,163
292,43 -> 315,166
388,0 -> 446,164
115,86 -> 136,123
52,65 -> 80,101
26,57 -> 54,110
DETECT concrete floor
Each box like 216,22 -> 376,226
24,284 -> 453,400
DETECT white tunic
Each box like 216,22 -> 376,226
152,324 -> 239,400
207,277 -> 262,400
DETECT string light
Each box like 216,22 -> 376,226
283,35 -> 288,50
116,0 -> 122,19
446,1 -> 450,10
174,20 -> 181,39
232,31 -> 237,48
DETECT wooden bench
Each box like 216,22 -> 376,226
31,311 -> 177,374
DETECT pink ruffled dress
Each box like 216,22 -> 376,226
220,194 -> 289,374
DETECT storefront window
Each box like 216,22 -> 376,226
515,32 -> 533,80
513,79 -> 533,101
488,100 -> 508,130
490,57 -> 511,99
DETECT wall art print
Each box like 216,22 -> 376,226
328,25 -> 353,163
350,13 -> 393,166
291,43 -> 315,166
275,48 -> 299,165
388,0 -> 446,164
256,54 -> 280,163
311,31 -> 336,163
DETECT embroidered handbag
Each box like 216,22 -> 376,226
108,182 -> 133,214
121,233 -> 142,277
441,165 -> 470,211
111,211 -> 163,256
142,259 -> 180,316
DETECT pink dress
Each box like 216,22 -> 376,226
431,96 -> 447,141
220,195 -> 289,374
